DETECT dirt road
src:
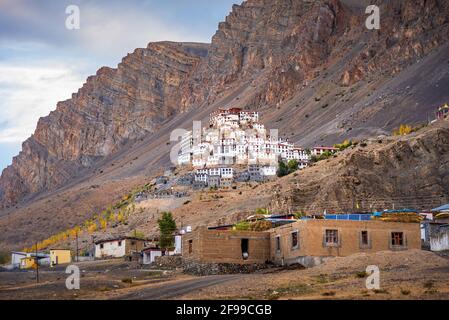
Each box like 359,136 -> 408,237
116,275 -> 244,300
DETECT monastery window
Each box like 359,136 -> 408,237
100,243 -> 104,249
324,229 -> 339,247
118,241 -> 122,247
291,231 -> 299,250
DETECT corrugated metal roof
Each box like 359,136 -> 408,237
432,204 -> 449,212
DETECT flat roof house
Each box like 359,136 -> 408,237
11,252 -> 27,269
142,247 -> 163,265
271,219 -> 421,267
95,237 -> 146,259
183,219 -> 421,268
50,249 -> 72,267
182,227 -> 271,264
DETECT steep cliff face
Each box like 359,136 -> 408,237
181,0 -> 348,109
340,0 -> 449,86
0,42 -> 208,208
182,0 -> 449,110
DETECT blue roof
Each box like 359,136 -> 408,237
373,209 -> 417,217
431,204 -> 449,212
325,214 -> 372,221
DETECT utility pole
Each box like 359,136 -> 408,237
76,231 -> 79,263
35,242 -> 39,284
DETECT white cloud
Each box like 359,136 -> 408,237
73,3 -> 210,62
0,62 -> 85,143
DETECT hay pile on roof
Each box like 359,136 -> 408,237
435,212 -> 449,220
373,211 -> 423,223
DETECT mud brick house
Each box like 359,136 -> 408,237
182,220 -> 421,267
271,220 -> 421,267
182,227 -> 271,264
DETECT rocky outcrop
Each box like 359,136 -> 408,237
340,0 -> 449,86
0,42 -> 208,208
181,0 -> 349,109
275,119 -> 449,213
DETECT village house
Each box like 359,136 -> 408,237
142,234 -> 182,264
182,219 -> 421,267
311,146 -> 338,157
270,219 -> 420,267
436,103 -> 449,120
182,227 -> 271,264
50,249 -> 72,267
20,257 -> 37,269
11,252 -> 27,269
94,237 -> 146,259
142,247 -> 163,264
17,252 -> 50,269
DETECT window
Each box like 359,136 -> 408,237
100,243 -> 104,249
391,232 -> 404,246
324,229 -> 339,246
188,240 -> 193,254
291,231 -> 299,250
361,231 -> 369,246
275,236 -> 281,253
241,239 -> 249,260
118,241 -> 122,247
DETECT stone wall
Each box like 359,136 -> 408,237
153,255 -> 183,270
182,259 -> 270,276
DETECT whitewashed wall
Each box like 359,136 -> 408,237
430,231 -> 449,251
95,240 -> 127,258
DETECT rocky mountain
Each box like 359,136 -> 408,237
1,0 -> 449,248
0,42 -> 208,208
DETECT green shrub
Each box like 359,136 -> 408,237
234,221 -> 251,231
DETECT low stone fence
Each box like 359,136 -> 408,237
152,255 -> 183,270
182,259 -> 270,276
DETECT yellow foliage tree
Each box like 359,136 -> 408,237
87,222 -> 98,234
117,211 -> 125,223
99,217 -> 107,230
393,124 -> 412,136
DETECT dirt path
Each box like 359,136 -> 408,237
115,275 -> 245,300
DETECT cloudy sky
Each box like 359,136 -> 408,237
0,0 -> 239,171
